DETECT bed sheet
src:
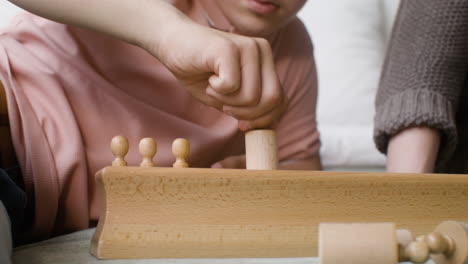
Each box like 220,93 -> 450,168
13,228 -> 318,264
12,228 -> 431,264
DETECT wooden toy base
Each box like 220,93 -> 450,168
90,167 -> 468,259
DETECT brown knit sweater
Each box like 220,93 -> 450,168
374,0 -> 468,173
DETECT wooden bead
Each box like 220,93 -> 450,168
319,223 -> 398,264
431,221 -> 468,264
111,136 -> 129,166
426,232 -> 454,255
404,241 -> 430,264
397,229 -> 414,246
397,229 -> 414,262
139,138 -> 157,167
416,235 -> 426,242
172,138 -> 189,168
245,129 -> 278,170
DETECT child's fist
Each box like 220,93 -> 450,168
147,21 -> 287,130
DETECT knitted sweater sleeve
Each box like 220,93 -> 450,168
374,0 -> 468,166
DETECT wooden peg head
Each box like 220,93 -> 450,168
172,138 -> 189,168
111,136 -> 129,166
397,229 -> 414,262
426,232 -> 455,255
139,138 -> 157,167
404,240 -> 430,264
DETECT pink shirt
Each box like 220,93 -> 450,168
0,1 -> 319,240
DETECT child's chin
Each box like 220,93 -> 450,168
233,20 -> 278,37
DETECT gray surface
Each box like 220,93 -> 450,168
11,228 -> 435,264
13,228 -> 319,264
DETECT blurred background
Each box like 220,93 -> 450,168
0,0 -> 401,171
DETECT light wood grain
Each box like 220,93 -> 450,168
319,223 -> 398,264
245,130 -> 277,170
111,136 -> 129,166
172,138 -> 189,168
139,138 -> 156,167
90,168 -> 468,259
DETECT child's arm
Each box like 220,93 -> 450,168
7,0 -> 286,129
7,0 -> 182,48
386,127 -> 440,173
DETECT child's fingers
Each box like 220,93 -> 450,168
207,39 -> 242,95
207,37 -> 262,107
223,38 -> 284,123
238,95 -> 289,131
189,88 -> 224,110
256,37 -> 283,117
221,83 -> 283,120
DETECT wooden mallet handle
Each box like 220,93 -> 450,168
245,129 -> 278,170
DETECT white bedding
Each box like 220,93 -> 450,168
319,125 -> 385,169
0,1 -> 20,28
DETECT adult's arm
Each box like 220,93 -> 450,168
386,127 -> 440,173
374,0 -> 468,173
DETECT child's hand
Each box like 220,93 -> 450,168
146,21 -> 288,130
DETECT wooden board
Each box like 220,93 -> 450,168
90,168 -> 468,259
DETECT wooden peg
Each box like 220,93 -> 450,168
139,138 -> 157,167
111,136 -> 129,166
319,223 -> 398,264
430,221 -> 468,264
398,230 -> 434,263
245,129 -> 278,170
426,232 -> 455,255
172,138 -> 189,168
403,240 -> 430,263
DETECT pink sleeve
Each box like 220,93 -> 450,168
274,18 -> 320,162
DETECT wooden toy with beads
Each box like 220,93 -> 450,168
319,221 -> 468,264
91,129 -> 468,260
